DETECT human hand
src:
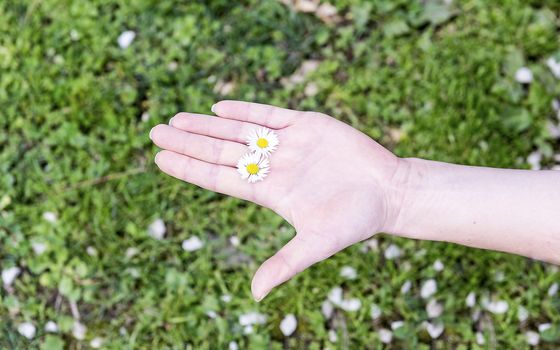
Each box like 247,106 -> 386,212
150,101 -> 403,301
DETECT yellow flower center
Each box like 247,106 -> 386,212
256,137 -> 269,148
246,163 -> 260,175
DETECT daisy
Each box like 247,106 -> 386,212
237,153 -> 270,183
246,127 -> 279,157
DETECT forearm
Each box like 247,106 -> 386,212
385,157 -> 560,264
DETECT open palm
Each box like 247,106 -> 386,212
150,100 -> 401,301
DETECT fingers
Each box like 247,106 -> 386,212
251,232 -> 337,301
169,113 -> 260,144
154,150 -> 254,201
212,100 -> 304,129
150,124 -> 247,167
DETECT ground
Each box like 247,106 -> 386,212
1,0 -> 560,349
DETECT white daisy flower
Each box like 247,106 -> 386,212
246,127 -> 279,157
236,153 -> 270,183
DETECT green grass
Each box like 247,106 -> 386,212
1,0 -> 560,348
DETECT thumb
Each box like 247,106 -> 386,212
251,232 -> 336,301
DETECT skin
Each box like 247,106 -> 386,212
150,100 -> 560,301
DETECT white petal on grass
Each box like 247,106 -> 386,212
118,30 -> 136,49
364,238 -> 378,251
72,321 -> 87,340
43,211 -> 58,223
243,325 -> 253,334
206,311 -> 218,319
426,299 -> 443,318
86,246 -> 98,257
182,237 -> 204,252
2,266 -> 21,286
515,67 -> 533,84
548,283 -> 558,296
17,322 -> 36,339
539,323 -> 552,333
471,308 -> 481,322
44,321 -> 58,333
485,300 -> 509,314
526,331 -> 540,346
339,298 -> 361,312
433,259 -> 444,272
125,247 -> 139,258
221,294 -> 232,303
476,332 -> 485,345
424,321 -> 444,339
279,314 -> 297,336
322,300 -> 334,319
328,329 -> 338,343
229,236 -> 240,247
400,280 -> 412,294
147,218 -> 166,240
466,291 -> 476,308
546,57 -> 560,79
370,304 -> 382,320
228,341 -> 239,350
90,337 -> 104,349
420,279 -> 437,299
327,287 -> 343,305
340,266 -> 357,280
518,306 -> 529,322
391,321 -> 404,330
31,242 -> 47,255
384,244 -> 401,260
239,312 -> 267,326
378,328 -> 393,344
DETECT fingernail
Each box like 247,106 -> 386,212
211,103 -> 217,113
254,291 -> 268,302
154,152 -> 161,165
149,127 -> 155,140
168,116 -> 175,126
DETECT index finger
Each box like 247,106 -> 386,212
211,100 -> 305,129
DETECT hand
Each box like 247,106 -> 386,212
150,100 -> 402,301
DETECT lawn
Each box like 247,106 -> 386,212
1,0 -> 560,349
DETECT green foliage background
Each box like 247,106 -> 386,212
1,0 -> 560,348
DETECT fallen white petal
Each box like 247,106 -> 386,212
384,244 -> 401,260
148,218 -> 166,240
339,298 -> 361,312
72,321 -> 87,340
31,242 -> 47,255
476,332 -> 485,345
378,328 -> 393,344
426,299 -> 443,318
43,211 -> 58,223
518,306 -> 529,322
546,57 -> 560,79
466,291 -> 476,308
526,331 -> 540,346
424,321 -> 444,339
118,30 -> 136,49
485,300 -> 509,314
90,337 -> 104,349
370,304 -> 382,320
279,314 -> 297,336
327,287 -> 343,305
2,266 -> 21,286
391,321 -> 404,330
340,266 -> 357,280
420,279 -> 437,299
239,312 -> 267,326
44,321 -> 58,333
433,259 -> 444,272
182,236 -> 204,252
17,322 -> 36,339
539,323 -> 552,333
515,67 -> 533,84
328,329 -> 338,342
548,283 -> 558,296
322,300 -> 334,319
400,280 -> 412,294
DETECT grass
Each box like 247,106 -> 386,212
1,0 -> 560,348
